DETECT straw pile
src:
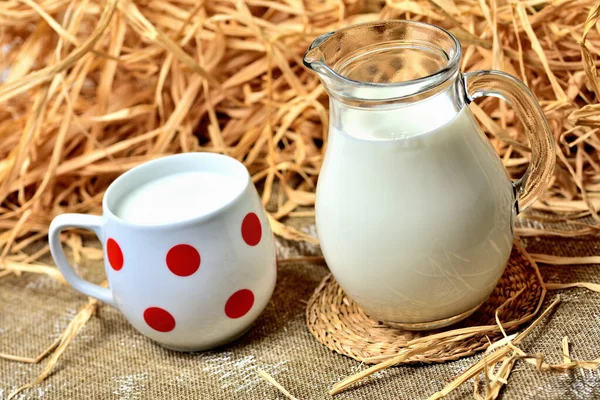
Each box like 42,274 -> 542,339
0,0 -> 600,262
1,0 -> 600,398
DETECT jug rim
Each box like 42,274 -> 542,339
303,20 -> 462,101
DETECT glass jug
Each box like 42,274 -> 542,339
304,20 -> 555,330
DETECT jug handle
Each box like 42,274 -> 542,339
462,70 -> 555,214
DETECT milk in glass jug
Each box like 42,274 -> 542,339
303,20 -> 555,330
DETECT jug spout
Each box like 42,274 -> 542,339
303,31 -> 333,71
303,31 -> 342,91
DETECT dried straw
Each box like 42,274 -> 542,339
427,297 -> 562,400
7,295 -> 100,399
531,253 -> 600,265
546,281 -> 600,292
257,369 -> 299,400
468,316 -> 600,400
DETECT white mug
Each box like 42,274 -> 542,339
49,153 -> 277,351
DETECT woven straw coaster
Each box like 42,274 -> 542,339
306,240 -> 545,365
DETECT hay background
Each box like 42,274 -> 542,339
1,0 -> 600,255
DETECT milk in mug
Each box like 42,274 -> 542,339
114,171 -> 239,224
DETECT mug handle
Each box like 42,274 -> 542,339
462,70 -> 555,214
49,214 -> 116,307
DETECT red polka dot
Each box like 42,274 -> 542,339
225,289 -> 255,319
166,244 -> 200,277
143,307 -> 176,332
107,238 -> 123,271
241,212 -> 262,246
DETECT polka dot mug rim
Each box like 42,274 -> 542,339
103,152 -> 251,230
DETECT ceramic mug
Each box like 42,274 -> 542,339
49,153 -> 277,351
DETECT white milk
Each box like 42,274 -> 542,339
114,171 -> 239,225
316,102 -> 515,325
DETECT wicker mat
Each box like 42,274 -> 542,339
306,241 -> 545,364
1,218 -> 600,399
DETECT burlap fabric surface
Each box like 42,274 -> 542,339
1,217 -> 600,399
